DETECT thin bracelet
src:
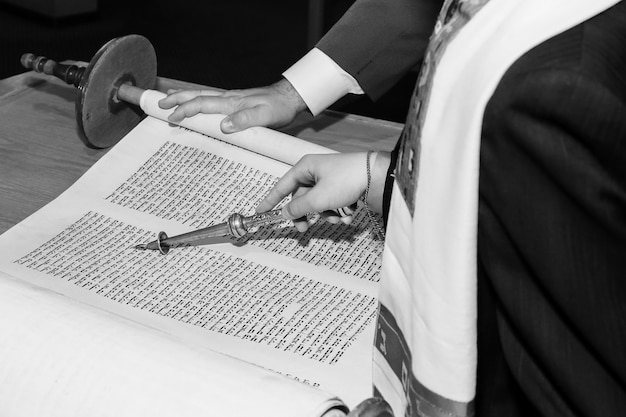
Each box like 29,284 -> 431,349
363,151 -> 385,241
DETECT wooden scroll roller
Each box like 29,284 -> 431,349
20,35 -> 336,167
21,34 -> 156,148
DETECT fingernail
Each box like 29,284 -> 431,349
221,117 -> 234,132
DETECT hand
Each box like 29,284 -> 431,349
158,78 -> 308,133
257,152 -> 390,232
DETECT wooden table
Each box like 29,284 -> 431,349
0,71 -> 402,234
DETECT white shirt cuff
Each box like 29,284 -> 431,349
282,48 -> 364,116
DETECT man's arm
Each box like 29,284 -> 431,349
317,0 -> 442,100
160,0 -> 442,131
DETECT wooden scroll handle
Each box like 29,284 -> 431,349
21,53 -> 86,88
20,53 -> 144,106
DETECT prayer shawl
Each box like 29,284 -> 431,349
373,1 -> 622,416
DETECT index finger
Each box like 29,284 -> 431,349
167,95 -> 242,123
158,89 -> 224,108
256,162 -> 315,213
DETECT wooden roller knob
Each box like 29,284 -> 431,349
20,53 -> 145,106
21,53 -> 86,88
19,35 -> 157,148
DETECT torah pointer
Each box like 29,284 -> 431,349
133,209 -> 284,255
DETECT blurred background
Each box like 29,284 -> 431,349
0,0 -> 414,122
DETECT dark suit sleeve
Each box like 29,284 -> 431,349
316,0 -> 442,100
477,7 -> 626,415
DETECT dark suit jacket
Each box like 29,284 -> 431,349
318,1 -> 626,416
317,0 -> 441,100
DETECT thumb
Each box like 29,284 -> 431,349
282,201 -> 303,221
281,187 -> 326,221
220,107 -> 266,133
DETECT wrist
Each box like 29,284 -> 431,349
282,48 -> 361,116
365,151 -> 391,213
361,151 -> 389,241
273,78 -> 308,115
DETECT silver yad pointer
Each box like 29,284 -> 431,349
134,208 -> 284,255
